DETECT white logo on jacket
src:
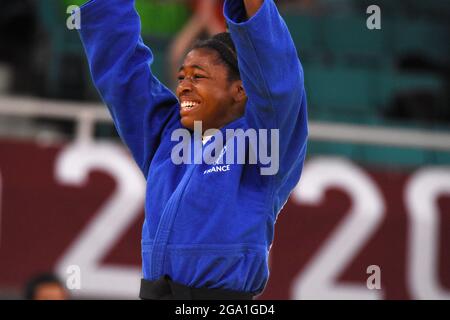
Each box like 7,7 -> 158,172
203,146 -> 230,175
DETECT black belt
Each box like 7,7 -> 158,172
139,276 -> 254,300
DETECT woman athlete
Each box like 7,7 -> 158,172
77,0 -> 308,299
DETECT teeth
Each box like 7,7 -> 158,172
181,101 -> 198,109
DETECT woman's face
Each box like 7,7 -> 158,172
176,48 -> 244,131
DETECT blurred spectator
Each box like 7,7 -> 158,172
168,0 -> 226,88
0,0 -> 36,94
24,273 -> 69,300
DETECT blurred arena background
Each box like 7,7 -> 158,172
0,0 -> 449,300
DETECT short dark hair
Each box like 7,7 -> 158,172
24,273 -> 64,300
192,32 -> 240,82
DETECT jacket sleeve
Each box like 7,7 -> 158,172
77,0 -> 179,177
224,0 -> 308,178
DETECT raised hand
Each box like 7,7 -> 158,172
243,0 -> 264,19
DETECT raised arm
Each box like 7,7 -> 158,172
77,0 -> 180,177
224,0 -> 308,177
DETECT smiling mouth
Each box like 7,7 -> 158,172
180,101 -> 201,115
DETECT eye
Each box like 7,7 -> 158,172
193,74 -> 205,79
177,75 -> 185,82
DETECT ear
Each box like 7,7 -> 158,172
232,80 -> 247,104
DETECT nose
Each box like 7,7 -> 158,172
176,77 -> 194,96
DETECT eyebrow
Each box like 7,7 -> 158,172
178,64 -> 208,72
